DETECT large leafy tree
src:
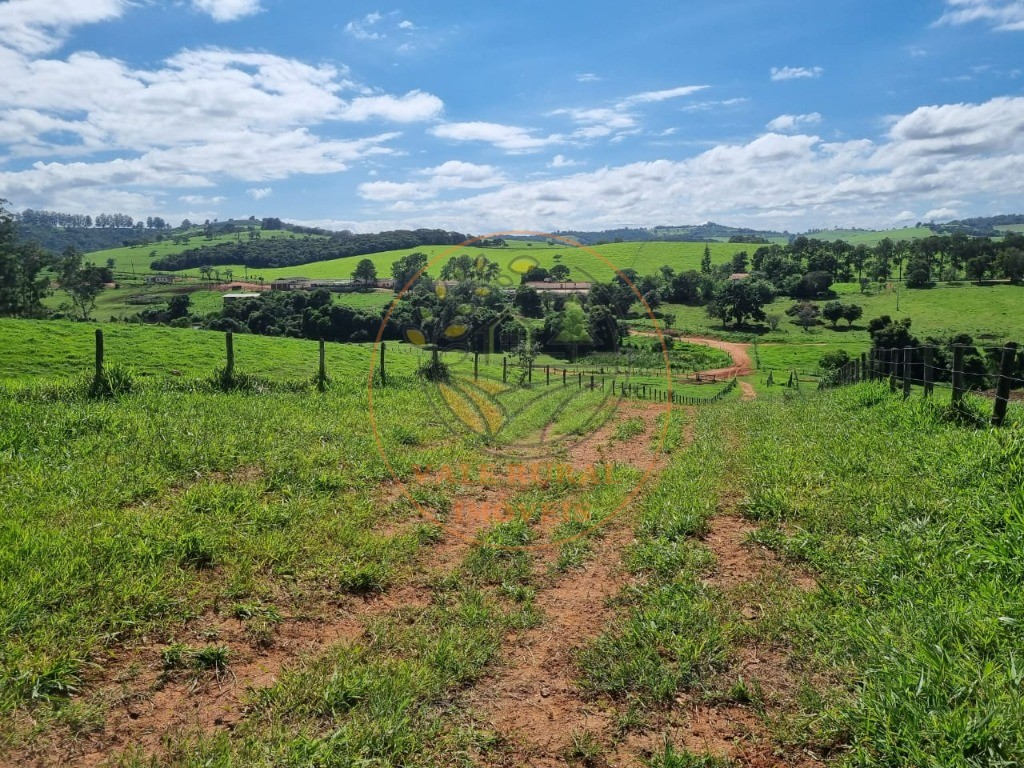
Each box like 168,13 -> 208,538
352,258 -> 378,288
0,201 -> 51,317
713,278 -> 776,328
390,252 -> 430,293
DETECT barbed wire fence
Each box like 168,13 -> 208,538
820,342 -> 1023,427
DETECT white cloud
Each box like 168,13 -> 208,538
548,85 -> 706,145
616,84 -> 709,107
359,160 -> 505,201
0,0 -> 126,54
549,154 -> 581,168
340,90 -> 443,122
681,97 -> 749,113
576,73 -> 601,82
247,187 -> 272,200
0,40 -> 432,212
191,0 -> 262,22
398,19 -> 416,30
935,1 -> 1024,31
767,112 -> 823,132
770,66 -> 824,81
431,122 -> 564,153
180,194 -> 226,205
367,96 -> 1024,234
345,12 -> 385,39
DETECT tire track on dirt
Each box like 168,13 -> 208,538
469,401 -> 682,767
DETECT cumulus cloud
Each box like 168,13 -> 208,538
358,160 -> 505,201
0,0 -> 126,54
431,122 -> 564,153
0,40 -> 435,211
191,0 -> 262,22
367,96 -> 1024,233
935,1 -> 1024,31
767,112 -> 823,132
345,11 -> 384,39
398,19 -> 416,30
576,73 -> 601,82
247,187 -> 272,200
180,194 -> 226,205
340,90 -> 443,122
549,154 -> 581,168
770,66 -> 824,81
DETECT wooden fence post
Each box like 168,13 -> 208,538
563,369 -> 567,387
474,352 -> 479,381
503,356 -> 507,383
992,343 -> 1018,427
318,339 -> 327,391
922,346 -> 933,398
225,332 -> 235,377
546,366 -> 550,386
889,348 -> 897,392
94,328 -> 104,383
380,342 -> 387,386
952,344 -> 965,406
902,347 -> 913,399
860,352 -> 868,382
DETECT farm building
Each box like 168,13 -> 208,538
223,293 -> 263,304
144,274 -> 175,285
523,281 -> 592,295
270,277 -> 312,291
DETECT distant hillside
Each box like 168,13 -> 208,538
16,221 -> 162,254
150,228 -> 470,271
930,214 -> 1024,237
554,222 -> 787,245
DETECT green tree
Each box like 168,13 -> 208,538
556,301 -> 591,362
822,300 -> 845,328
0,201 -> 50,317
713,278 -> 775,328
513,285 -> 543,318
353,258 -> 378,288
700,243 -> 712,274
549,263 -> 571,282
60,249 -> 106,321
842,303 -> 863,327
391,252 -> 430,293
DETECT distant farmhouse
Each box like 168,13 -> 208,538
524,281 -> 592,295
223,293 -> 263,304
144,274 -> 175,285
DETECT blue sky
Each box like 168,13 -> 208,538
1,0 -> 1023,233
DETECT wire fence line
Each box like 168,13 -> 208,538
821,342 -> 1022,427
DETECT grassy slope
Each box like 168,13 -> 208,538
0,319 -> 400,384
800,227 -> 934,245
733,386 -> 1024,765
173,240 -> 755,284
652,281 -> 1024,372
86,230 -> 319,275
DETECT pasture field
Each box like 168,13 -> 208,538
640,281 -> 1024,372
1,312 -> 1023,765
0,319 -> 399,384
800,226 -> 934,245
91,240 -> 753,284
85,230 -> 319,275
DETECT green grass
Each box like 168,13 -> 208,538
0,318 -> 405,384
85,229 -> 319,275
800,227 -> 935,246
731,385 -> 1024,765
140,240 -> 752,284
